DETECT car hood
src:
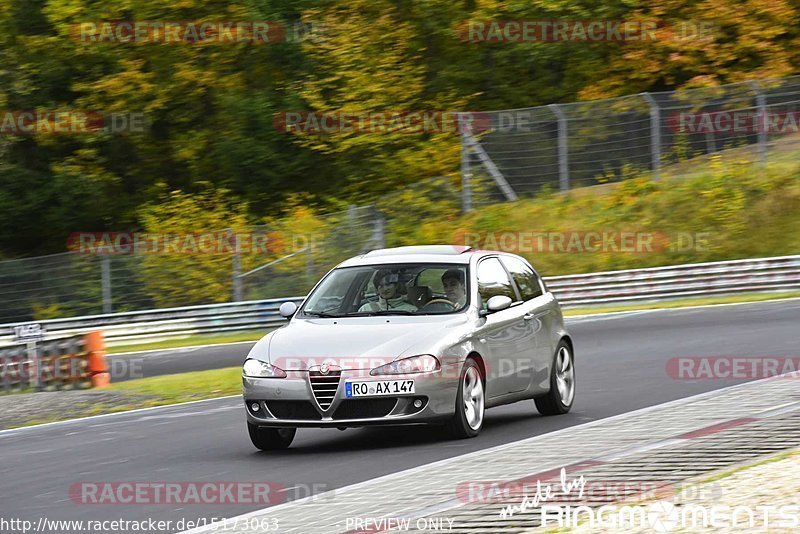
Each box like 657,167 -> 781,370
262,315 -> 469,370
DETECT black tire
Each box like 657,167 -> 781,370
535,340 -> 575,416
446,358 -> 485,439
247,423 -> 296,450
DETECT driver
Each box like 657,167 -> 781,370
442,269 -> 467,309
359,269 -> 417,312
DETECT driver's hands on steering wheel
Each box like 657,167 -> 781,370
420,298 -> 457,312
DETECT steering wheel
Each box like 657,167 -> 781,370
419,298 -> 456,312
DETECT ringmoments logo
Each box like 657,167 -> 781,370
537,501 -> 800,531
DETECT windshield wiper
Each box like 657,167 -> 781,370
303,310 -> 342,318
346,310 -> 416,316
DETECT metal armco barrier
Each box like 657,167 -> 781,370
545,254 -> 800,306
0,255 -> 798,348
0,331 -> 109,392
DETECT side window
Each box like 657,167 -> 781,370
502,256 -> 544,301
477,258 -> 516,307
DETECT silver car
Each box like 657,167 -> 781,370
242,245 -> 575,450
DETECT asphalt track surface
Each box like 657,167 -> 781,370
2,299 -> 799,533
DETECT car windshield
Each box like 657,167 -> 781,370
301,263 -> 470,317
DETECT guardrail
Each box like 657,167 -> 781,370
0,255 -> 797,348
0,297 -> 305,348
545,254 -> 800,306
0,331 -> 109,392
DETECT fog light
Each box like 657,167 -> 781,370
413,399 -> 423,408
251,402 -> 260,412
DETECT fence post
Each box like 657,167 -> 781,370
372,208 -> 386,249
641,92 -> 661,181
101,256 -> 112,314
231,232 -> 243,302
747,81 -> 768,169
459,113 -> 473,213
305,244 -> 315,283
549,104 -> 570,191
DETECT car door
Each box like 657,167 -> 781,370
500,255 -> 555,393
473,256 -> 533,397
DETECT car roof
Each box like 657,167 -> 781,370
337,245 -> 479,267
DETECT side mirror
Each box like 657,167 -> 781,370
279,301 -> 298,318
481,295 -> 512,316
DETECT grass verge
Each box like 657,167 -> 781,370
107,330 -> 267,354
0,367 -> 242,430
563,291 -> 800,316
105,366 -> 242,402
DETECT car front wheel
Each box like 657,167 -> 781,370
535,340 -> 575,415
447,358 -> 485,438
247,423 -> 296,450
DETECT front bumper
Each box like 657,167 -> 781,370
243,368 -> 459,428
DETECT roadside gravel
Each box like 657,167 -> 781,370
0,389 -> 159,430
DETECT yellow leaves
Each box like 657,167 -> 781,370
578,0 -> 800,98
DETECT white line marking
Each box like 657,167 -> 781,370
565,296 -> 800,320
755,400 -> 800,419
0,395 -> 241,437
109,340 -> 258,357
595,438 -> 688,462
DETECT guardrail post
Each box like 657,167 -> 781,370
641,92 -> 661,181
549,104 -> 570,191
28,341 -> 41,391
101,256 -> 112,314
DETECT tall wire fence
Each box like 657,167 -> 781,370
461,75 -> 800,203
3,76 -> 800,323
0,206 -> 384,323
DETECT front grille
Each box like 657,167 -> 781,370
309,370 -> 341,410
265,400 -> 322,420
332,399 -> 397,420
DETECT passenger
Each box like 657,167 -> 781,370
359,270 -> 417,312
441,269 -> 467,309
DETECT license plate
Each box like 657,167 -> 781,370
345,380 -> 415,397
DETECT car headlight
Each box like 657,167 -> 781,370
370,355 -> 440,376
243,358 -> 287,378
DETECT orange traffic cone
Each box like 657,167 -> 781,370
85,330 -> 110,388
